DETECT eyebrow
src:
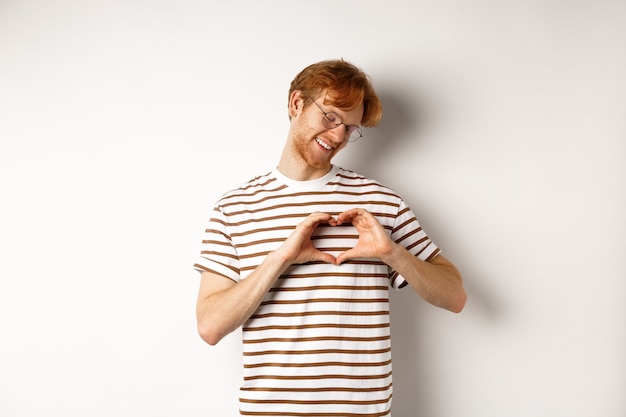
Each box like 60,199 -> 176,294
320,101 -> 362,127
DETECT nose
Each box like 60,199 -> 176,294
326,124 -> 347,143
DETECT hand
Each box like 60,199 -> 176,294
335,208 -> 395,265
274,212 -> 338,266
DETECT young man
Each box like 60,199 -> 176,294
194,59 -> 467,416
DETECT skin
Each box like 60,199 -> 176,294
278,90 -> 355,180
196,90 -> 467,346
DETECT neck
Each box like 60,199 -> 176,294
277,142 -> 332,181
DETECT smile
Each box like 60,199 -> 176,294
315,137 -> 333,151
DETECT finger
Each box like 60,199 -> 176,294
307,211 -> 332,223
298,212 -> 332,232
336,248 -> 358,265
312,250 -> 338,265
336,208 -> 360,225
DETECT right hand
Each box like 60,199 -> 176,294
273,212 -> 338,266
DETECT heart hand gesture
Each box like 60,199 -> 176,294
274,209 -> 394,267
274,212 -> 338,266
335,208 -> 395,265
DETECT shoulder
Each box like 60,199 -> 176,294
333,167 -> 400,197
213,170 -> 287,212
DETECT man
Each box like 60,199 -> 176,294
194,59 -> 467,416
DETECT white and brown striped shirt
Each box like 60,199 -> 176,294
194,165 -> 440,416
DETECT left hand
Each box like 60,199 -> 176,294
335,208 -> 395,265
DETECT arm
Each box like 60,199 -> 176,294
382,249 -> 466,313
335,208 -> 467,313
196,212 -> 338,345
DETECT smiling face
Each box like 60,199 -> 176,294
280,90 -> 364,180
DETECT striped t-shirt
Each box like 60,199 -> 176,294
194,165 -> 440,416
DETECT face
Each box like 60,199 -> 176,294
288,91 -> 364,174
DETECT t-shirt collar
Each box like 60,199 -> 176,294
272,165 -> 340,190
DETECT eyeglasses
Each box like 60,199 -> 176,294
308,98 -> 363,142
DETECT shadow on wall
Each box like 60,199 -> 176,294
341,84 -> 504,415
389,271 -> 504,415
341,85 -> 432,178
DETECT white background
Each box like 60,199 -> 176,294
1,1 -> 625,416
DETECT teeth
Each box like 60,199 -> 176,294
315,137 -> 333,150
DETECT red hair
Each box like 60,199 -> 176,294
288,59 -> 383,127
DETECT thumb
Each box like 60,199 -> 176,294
312,250 -> 337,265
335,248 -> 357,265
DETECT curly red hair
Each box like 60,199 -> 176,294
288,59 -> 383,127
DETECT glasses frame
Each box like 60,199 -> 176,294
306,97 -> 363,142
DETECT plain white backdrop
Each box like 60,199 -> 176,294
1,1 -> 625,416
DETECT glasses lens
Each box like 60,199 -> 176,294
318,107 -> 362,142
345,126 -> 363,142
322,112 -> 342,129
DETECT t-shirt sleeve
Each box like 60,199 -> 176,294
388,199 -> 440,289
193,204 -> 241,283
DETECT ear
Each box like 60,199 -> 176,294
288,90 -> 305,119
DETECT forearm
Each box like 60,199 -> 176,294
197,251 -> 290,345
381,244 -> 467,313
197,212 -> 339,345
